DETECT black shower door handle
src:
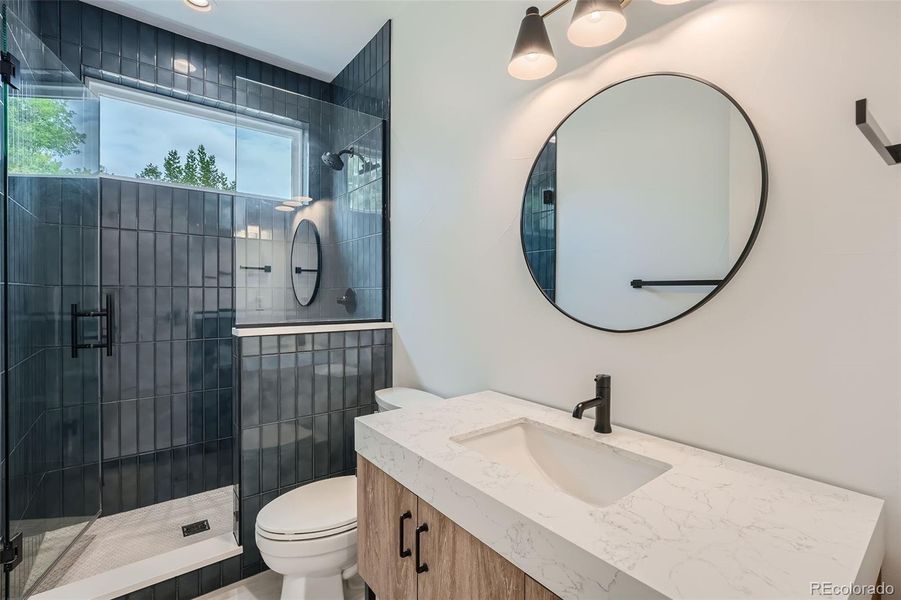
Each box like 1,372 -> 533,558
399,511 -> 412,558
71,293 -> 114,358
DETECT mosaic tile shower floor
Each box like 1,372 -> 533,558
33,486 -> 234,593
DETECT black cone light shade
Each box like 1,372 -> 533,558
508,6 -> 557,80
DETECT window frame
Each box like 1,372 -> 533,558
87,78 -> 308,199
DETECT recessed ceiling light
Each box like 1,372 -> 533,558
275,205 -> 294,212
283,196 -> 313,207
184,0 -> 212,12
174,58 -> 197,74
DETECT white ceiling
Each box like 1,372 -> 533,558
84,0 -> 704,83
82,0 -> 398,81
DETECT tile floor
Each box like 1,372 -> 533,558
33,486 -> 234,593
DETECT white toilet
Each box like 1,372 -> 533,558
256,476 -> 360,600
256,387 -> 442,600
374,386 -> 443,411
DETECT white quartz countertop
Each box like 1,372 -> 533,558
354,392 -> 884,600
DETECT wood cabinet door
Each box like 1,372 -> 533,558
417,498 -> 525,600
526,576 -> 562,600
357,456 -> 419,600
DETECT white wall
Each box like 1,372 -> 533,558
389,0 -> 901,586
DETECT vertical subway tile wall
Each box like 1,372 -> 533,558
99,179 -> 235,515
234,329 -> 390,576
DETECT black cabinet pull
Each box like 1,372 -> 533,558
415,523 -> 429,574
398,511 -> 412,558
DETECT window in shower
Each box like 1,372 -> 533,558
88,79 -> 307,199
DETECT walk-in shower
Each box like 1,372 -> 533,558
0,6 -> 388,598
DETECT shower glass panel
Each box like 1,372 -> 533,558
1,8 -> 102,600
233,77 -> 385,325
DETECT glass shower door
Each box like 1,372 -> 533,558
0,8 -> 102,599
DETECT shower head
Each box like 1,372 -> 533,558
320,147 -> 356,171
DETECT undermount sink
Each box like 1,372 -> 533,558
452,419 -> 671,507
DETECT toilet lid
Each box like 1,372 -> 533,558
256,476 -> 357,537
375,387 -> 443,411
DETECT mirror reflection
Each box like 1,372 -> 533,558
522,74 -> 766,332
291,219 -> 321,306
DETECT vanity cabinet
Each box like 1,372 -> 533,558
358,456 -> 560,600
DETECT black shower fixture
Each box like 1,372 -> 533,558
320,147 -> 356,171
320,146 -> 380,174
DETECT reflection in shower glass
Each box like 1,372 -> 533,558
234,78 -> 385,325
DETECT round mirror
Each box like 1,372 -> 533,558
521,74 -> 767,332
291,219 -> 321,306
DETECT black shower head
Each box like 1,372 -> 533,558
320,147 -> 355,171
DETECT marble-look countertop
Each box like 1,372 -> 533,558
354,392 -> 884,600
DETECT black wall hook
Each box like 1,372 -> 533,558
856,99 -> 901,165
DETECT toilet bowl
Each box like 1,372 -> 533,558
256,389 -> 442,599
256,476 -> 360,600
375,387 -> 443,411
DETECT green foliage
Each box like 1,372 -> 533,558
9,97 -> 87,174
136,144 -> 235,191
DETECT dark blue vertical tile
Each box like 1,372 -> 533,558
156,186 -> 173,232
102,460 -> 120,515
260,424 -> 278,493
188,236 -> 203,287
312,414 -> 328,479
203,440 -> 219,491
138,184 -> 155,230
139,452 -> 155,507
218,388 -> 233,439
171,340 -> 187,394
102,402 -> 120,459
240,356 -> 260,428
203,237 -> 218,287
121,455 -> 138,511
172,393 -> 188,446
329,411 -> 344,475
155,396 -> 172,449
260,355 -> 278,424
138,396 -> 155,453
278,421 -> 296,488
120,182 -> 138,230
155,288 -> 172,342
329,349 -> 344,411
188,443 -> 204,495
120,398 -> 137,456
278,353 -> 296,421
172,189 -> 188,234
297,351 -> 313,416
188,392 -> 204,444
172,235 -> 188,286
204,391 -> 218,441
241,427 -> 260,497
156,449 -> 173,503
172,446 -> 188,499
313,351 -> 328,414
155,233 -> 172,287
120,230 -> 137,286
188,191 -> 203,234
138,342 -> 155,398
203,339 -> 218,390
188,339 -> 204,391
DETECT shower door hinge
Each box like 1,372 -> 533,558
2,533 -> 23,572
1,51 -> 19,89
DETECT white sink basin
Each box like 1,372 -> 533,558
453,419 -> 671,507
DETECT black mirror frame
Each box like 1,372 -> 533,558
291,218 -> 322,307
520,72 -> 769,334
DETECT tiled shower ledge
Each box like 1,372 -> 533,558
232,321 -> 393,337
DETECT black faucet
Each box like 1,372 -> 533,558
572,374 -> 612,434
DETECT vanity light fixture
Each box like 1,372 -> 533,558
509,0 -> 688,80
274,205 -> 294,212
173,58 -> 197,74
184,0 -> 212,12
